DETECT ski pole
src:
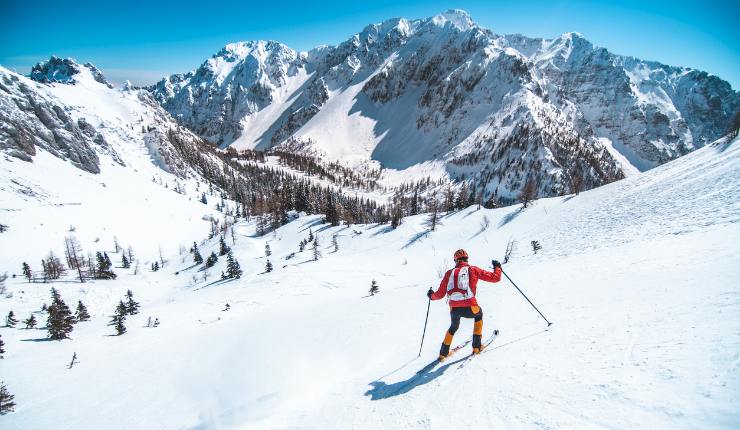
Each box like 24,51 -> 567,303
501,268 -> 552,326
418,297 -> 431,357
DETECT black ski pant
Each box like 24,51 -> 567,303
440,305 -> 483,357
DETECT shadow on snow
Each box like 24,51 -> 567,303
364,355 -> 468,400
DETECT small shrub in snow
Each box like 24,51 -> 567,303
24,314 -> 37,329
5,311 -> 17,328
531,240 -> 542,254
369,280 -> 379,296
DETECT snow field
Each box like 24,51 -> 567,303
1,138 -> 738,429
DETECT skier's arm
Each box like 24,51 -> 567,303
430,271 -> 450,300
474,266 -> 502,283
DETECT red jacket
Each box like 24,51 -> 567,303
431,262 -> 502,308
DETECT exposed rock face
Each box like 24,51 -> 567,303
0,70 -> 101,173
30,56 -> 112,88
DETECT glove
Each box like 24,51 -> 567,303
492,260 -> 502,269
427,288 -> 434,299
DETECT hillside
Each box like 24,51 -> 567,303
1,135 -> 738,429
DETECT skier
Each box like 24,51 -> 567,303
427,249 -> 502,360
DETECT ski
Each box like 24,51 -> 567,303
458,329 -> 500,368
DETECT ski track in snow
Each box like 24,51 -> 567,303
1,139 -> 739,429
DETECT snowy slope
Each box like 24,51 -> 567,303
151,10 -> 739,201
0,63 -> 229,271
1,136 -> 738,429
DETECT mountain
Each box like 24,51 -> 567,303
150,9 -> 739,201
0,59 -> 235,266
2,134 -> 738,429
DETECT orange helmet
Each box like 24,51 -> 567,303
453,249 -> 468,261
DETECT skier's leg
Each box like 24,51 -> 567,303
471,306 -> 484,353
439,309 -> 462,359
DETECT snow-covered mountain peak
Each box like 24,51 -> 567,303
30,56 -> 111,88
432,9 -> 476,31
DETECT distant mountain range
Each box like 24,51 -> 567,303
2,9 -> 738,202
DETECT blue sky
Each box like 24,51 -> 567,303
1,0 -> 738,89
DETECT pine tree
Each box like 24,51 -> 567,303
520,177 -> 537,208
369,280 -> 379,296
0,334 -> 4,357
424,199 -> 441,232
47,288 -> 75,340
200,193 -> 208,204
5,311 -> 17,328
125,290 -> 140,315
308,229 -> 314,242
219,236 -> 230,256
0,381 -> 15,414
192,242 -> 203,264
265,259 -> 273,273
122,254 -> 130,268
205,251 -> 218,268
299,239 -> 306,252
332,234 -> 339,253
95,251 -> 116,279
75,300 -> 90,322
312,236 -> 320,261
22,262 -> 32,282
24,314 -> 37,329
109,301 -> 127,335
265,243 -> 271,257
225,251 -> 242,279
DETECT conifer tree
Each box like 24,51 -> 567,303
520,177 -> 537,208
0,381 -> 15,414
5,311 -> 17,328
205,252 -> 218,268
265,243 -> 271,257
308,229 -> 314,242
225,250 -> 242,279
47,288 -> 75,340
424,199 -> 441,232
125,290 -> 140,315
122,254 -> 130,268
109,301 -> 127,335
24,314 -> 37,329
95,251 -> 116,279
0,334 -> 4,357
22,262 -> 32,281
369,280 -> 380,296
75,300 -> 90,322
265,259 -> 273,273
332,234 -> 339,253
312,236 -> 321,261
299,240 -> 306,252
192,242 -> 203,264
219,236 -> 230,256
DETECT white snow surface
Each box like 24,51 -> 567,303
1,137 -> 739,429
